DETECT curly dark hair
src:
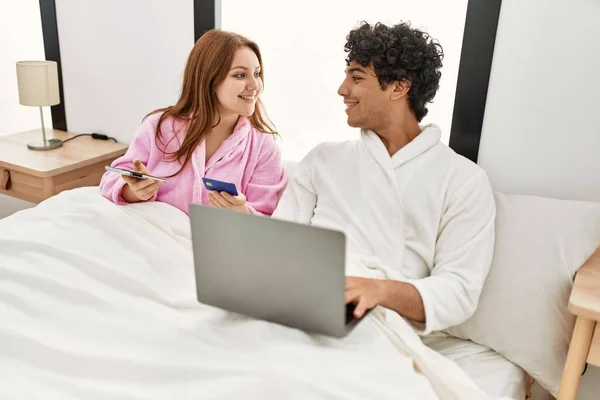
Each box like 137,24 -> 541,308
344,21 -> 444,122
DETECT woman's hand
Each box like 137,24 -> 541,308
208,191 -> 250,213
121,160 -> 163,202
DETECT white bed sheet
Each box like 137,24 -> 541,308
0,187 -> 516,400
424,335 -> 526,399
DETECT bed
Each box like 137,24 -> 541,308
0,184 -> 529,400
6,0 -> 600,393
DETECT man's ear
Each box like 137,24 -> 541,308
390,80 -> 411,101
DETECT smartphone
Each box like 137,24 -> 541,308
202,177 -> 238,196
104,166 -> 167,183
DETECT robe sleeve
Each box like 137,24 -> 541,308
244,142 -> 287,216
271,148 -> 319,224
99,119 -> 158,205
404,169 -> 496,335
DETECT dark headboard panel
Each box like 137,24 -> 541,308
39,0 -> 67,131
448,0 -> 503,163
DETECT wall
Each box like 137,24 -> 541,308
478,0 -> 600,398
479,0 -> 600,203
0,0 -> 53,136
3,0 -> 469,216
0,0 -> 48,217
54,0 -> 193,143
0,0 -> 195,219
221,0 -> 469,161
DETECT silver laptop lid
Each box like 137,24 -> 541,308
189,204 -> 347,337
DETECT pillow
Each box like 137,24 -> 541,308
445,191 -> 600,396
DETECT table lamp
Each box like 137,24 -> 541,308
16,60 -> 63,150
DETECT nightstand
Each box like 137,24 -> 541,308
558,246 -> 600,400
0,129 -> 128,203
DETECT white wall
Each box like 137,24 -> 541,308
0,0 -> 53,137
479,0 -> 600,203
479,0 -> 600,398
0,0 -> 194,219
0,0 -> 46,217
221,0 -> 468,161
54,0 -> 194,143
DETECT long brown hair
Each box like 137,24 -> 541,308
146,29 -> 276,177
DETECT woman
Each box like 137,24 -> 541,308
100,29 -> 286,215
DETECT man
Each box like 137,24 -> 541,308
272,22 -> 515,396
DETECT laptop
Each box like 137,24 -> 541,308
189,204 -> 369,337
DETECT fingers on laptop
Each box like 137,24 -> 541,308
345,292 -> 363,318
345,287 -> 376,319
353,301 -> 371,319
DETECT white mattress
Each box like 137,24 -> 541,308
423,335 -> 526,399
0,187 -> 518,399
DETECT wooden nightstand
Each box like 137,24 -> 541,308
0,129 -> 128,203
558,246 -> 600,399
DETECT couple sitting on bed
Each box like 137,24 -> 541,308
100,20 -> 496,383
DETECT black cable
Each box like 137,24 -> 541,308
62,133 -> 118,144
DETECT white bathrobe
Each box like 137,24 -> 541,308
272,124 -> 496,336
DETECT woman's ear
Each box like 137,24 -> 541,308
390,79 -> 411,101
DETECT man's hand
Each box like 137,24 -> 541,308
345,276 -> 426,323
345,276 -> 388,319
208,191 -> 250,213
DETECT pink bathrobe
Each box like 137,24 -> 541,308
99,113 -> 287,216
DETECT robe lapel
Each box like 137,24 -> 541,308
205,117 -> 250,172
190,142 -> 206,204
358,130 -> 406,274
190,117 -> 251,205
357,125 -> 442,278
390,124 -> 442,168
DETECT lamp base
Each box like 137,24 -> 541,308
27,138 -> 63,151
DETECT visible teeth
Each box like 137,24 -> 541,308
239,95 -> 254,100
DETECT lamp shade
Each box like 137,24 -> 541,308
16,60 -> 60,106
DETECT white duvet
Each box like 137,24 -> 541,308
0,188 -> 508,400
